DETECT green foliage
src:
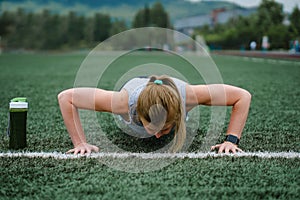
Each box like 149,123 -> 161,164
150,2 -> 170,28
0,2 -> 172,50
0,9 -> 127,50
93,13 -> 112,43
289,6 -> 300,36
3,0 -> 297,51
1,0 -> 241,23
256,0 -> 284,27
109,19 -> 128,36
132,2 -> 171,28
266,24 -> 291,49
197,0 -> 297,50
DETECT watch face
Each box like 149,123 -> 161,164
226,135 -> 239,145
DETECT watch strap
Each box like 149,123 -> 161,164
225,134 -> 240,145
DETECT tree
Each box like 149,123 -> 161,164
64,11 -> 86,47
110,19 -> 128,36
132,2 -> 171,28
0,9 -> 117,50
8,8 -> 26,48
132,9 -> 146,28
24,12 -> 41,49
144,4 -> 151,26
256,0 -> 284,29
93,13 -> 111,42
267,24 -> 291,49
289,6 -> 300,35
150,2 -> 170,28
34,10 -> 66,50
0,11 -> 14,37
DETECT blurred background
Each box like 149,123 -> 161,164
0,0 -> 299,53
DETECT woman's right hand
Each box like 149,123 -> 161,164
66,143 -> 99,155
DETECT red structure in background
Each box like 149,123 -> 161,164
211,8 -> 226,26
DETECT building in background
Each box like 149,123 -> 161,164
174,7 -> 257,36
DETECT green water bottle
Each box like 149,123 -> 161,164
8,97 -> 28,149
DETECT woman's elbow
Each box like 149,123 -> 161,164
57,89 -> 73,105
241,89 -> 252,105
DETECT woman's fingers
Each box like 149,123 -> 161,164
218,145 -> 225,154
211,144 -> 221,151
86,148 -> 91,155
225,147 -> 230,154
232,148 -> 236,154
66,143 -> 100,155
66,148 -> 75,154
91,145 -> 100,153
80,148 -> 86,155
74,148 -> 80,155
211,142 -> 243,154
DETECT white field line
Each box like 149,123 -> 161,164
234,55 -> 300,65
0,152 -> 299,159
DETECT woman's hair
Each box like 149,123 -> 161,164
136,75 -> 186,152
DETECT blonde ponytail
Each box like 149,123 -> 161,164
137,75 -> 186,152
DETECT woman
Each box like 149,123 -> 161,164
58,75 -> 251,155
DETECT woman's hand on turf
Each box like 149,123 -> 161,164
66,143 -> 99,155
211,142 -> 243,154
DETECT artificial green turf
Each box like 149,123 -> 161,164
1,53 -> 299,152
0,53 -> 299,199
214,56 -> 300,152
0,157 -> 299,200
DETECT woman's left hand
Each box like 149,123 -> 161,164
66,143 -> 99,155
211,142 -> 243,154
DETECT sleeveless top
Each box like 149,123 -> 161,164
118,77 -> 187,137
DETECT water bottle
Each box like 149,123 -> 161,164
8,97 -> 28,149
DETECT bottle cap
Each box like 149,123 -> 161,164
9,97 -> 28,109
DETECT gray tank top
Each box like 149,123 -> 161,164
118,77 -> 187,137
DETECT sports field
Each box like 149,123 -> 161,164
0,52 -> 299,199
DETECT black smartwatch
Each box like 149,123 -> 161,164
225,134 -> 240,145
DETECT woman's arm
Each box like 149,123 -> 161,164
58,88 -> 128,155
187,84 -> 251,153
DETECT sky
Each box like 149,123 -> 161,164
188,0 -> 300,12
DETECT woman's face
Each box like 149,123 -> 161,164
140,118 -> 174,138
